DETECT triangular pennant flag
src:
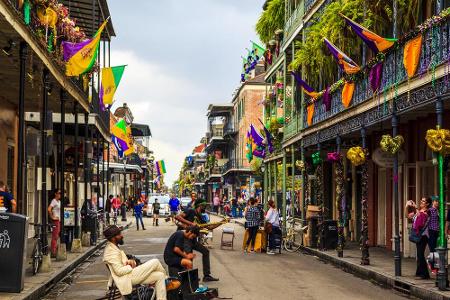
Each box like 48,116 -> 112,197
291,71 -> 320,98
341,14 -> 396,53
324,38 -> 360,74
403,34 -> 423,78
100,65 -> 126,108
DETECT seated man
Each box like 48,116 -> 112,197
175,200 -> 219,282
103,225 -> 179,300
164,226 -> 200,272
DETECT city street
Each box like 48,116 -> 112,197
44,216 -> 407,300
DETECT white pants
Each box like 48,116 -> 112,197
130,259 -> 167,300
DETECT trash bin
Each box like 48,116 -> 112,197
319,220 -> 338,250
0,212 -> 28,292
308,218 -> 319,248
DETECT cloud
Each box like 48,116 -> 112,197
107,1 -> 264,186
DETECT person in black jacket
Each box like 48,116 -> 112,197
81,195 -> 98,245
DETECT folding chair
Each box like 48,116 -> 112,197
221,227 -> 235,250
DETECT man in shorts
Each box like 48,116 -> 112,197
168,194 -> 180,224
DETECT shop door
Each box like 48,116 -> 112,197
403,164 -> 419,258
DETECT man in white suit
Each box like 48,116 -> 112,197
103,225 -> 179,299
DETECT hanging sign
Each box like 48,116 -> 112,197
372,148 -> 405,168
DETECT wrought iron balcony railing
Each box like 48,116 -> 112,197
303,16 -> 450,129
223,159 -> 250,173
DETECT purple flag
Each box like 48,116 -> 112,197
250,124 -> 264,147
61,38 -> 92,61
253,148 -> 266,158
291,71 -> 315,93
369,62 -> 383,92
112,135 -> 129,158
259,119 -> 274,153
323,86 -> 331,111
324,38 -> 360,73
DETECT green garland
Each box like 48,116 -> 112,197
300,7 -> 450,107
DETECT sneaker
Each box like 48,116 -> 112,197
165,278 -> 181,291
267,250 -> 275,255
203,275 -> 219,282
143,228 -> 146,230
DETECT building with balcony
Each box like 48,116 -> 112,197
0,0 -> 120,250
257,0 -> 450,263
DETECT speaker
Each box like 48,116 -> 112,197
26,131 -> 38,156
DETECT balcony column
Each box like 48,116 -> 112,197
301,145 -> 307,226
336,135 -> 345,257
41,69 -> 50,255
273,161 -> 277,209
84,113 -> 89,214
59,89 -> 67,247
435,96 -> 448,290
17,42 -> 27,213
106,109 -> 111,202
282,151 -> 287,232
102,138 -> 105,203
74,103 -> 80,238
360,126 -> 370,265
392,100 -> 401,275
291,145 -> 295,217
263,161 -> 268,211
268,160 -> 272,204
96,132 -> 100,209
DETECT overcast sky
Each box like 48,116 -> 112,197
108,1 -> 264,186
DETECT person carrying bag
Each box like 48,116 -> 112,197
409,197 -> 431,279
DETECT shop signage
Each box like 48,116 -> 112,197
372,148 -> 405,168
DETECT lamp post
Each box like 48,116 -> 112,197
336,135 -> 345,258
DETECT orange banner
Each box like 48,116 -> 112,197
403,34 -> 422,78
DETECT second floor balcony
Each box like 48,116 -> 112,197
302,12 -> 450,131
222,159 -> 251,175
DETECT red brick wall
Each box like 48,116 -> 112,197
235,85 -> 265,167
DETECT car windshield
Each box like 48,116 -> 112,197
180,197 -> 191,204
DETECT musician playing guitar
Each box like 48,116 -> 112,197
175,200 -> 219,282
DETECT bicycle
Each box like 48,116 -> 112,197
112,208 -> 119,225
30,223 -> 54,275
282,217 -> 307,252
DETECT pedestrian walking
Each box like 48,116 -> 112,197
153,199 -> 160,226
105,195 -> 113,225
134,199 -> 146,231
213,193 -> 220,213
244,197 -> 260,253
169,194 -> 180,224
231,198 -> 237,218
47,189 -> 61,257
81,195 -> 98,246
238,196 -> 244,218
412,197 -> 431,279
265,199 -> 281,255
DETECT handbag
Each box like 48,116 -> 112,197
409,215 -> 429,244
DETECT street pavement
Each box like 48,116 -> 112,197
44,216 -> 409,300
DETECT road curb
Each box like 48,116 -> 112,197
299,246 -> 450,300
21,221 -> 132,300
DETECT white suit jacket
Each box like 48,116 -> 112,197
103,241 -> 133,295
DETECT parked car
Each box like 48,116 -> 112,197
144,195 -> 170,217
180,197 -> 191,209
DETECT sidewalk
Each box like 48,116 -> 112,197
0,216 -> 133,300
232,217 -> 450,300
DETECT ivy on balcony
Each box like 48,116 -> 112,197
290,0 -> 420,88
256,0 -> 286,44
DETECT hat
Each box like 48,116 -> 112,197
431,196 -> 439,202
103,225 -> 122,240
194,199 -> 207,209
